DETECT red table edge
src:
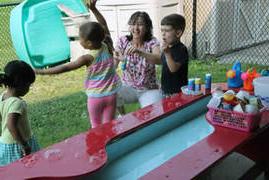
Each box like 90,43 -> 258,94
140,108 -> 269,179
0,84 -> 219,179
4,83 -> 268,180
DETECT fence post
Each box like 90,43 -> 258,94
192,0 -> 197,59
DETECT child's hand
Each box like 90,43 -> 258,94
87,0 -> 97,10
113,51 -> 125,62
125,46 -> 141,56
161,42 -> 170,54
34,68 -> 42,75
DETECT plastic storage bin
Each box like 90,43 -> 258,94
253,76 -> 269,98
206,107 -> 262,132
10,0 -> 88,68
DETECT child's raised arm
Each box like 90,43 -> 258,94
86,0 -> 114,53
86,0 -> 110,37
35,55 -> 93,75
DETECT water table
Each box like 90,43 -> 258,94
1,83 -> 269,180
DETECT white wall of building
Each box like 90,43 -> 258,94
92,0 -> 184,44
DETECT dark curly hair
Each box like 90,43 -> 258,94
79,21 -> 105,47
126,11 -> 153,42
0,60 -> 35,88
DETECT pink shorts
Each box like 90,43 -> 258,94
87,94 -> 117,128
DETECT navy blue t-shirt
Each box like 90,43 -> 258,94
161,41 -> 188,95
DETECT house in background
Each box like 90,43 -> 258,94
193,0 -> 269,62
93,0 -> 269,65
10,0 -> 269,65
68,0 -> 185,61
92,0 -> 184,46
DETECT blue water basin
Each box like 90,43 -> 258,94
89,96 -> 214,179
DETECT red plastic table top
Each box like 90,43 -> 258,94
1,83 -> 268,180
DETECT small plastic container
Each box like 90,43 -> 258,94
194,78 -> 201,92
206,106 -> 263,132
181,86 -> 202,96
253,76 -> 269,98
188,78 -> 195,91
205,73 -> 212,90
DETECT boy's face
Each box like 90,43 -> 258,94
161,25 -> 182,46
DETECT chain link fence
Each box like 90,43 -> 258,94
0,2 -> 19,70
184,0 -> 269,65
1,0 -> 269,70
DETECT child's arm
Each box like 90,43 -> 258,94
7,113 -> 31,156
113,51 -> 123,68
86,0 -> 114,53
126,46 -> 162,65
87,0 -> 110,37
162,43 -> 181,73
35,55 -> 93,75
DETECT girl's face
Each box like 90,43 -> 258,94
161,25 -> 182,46
129,17 -> 147,39
79,36 -> 93,49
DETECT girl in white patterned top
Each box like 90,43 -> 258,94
114,11 -> 163,114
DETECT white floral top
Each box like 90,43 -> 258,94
116,36 -> 160,90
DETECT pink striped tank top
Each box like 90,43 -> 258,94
85,43 -> 121,97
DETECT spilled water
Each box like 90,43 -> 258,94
44,149 -> 62,161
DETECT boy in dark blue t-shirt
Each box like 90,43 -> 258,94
160,14 -> 188,96
124,14 -> 188,97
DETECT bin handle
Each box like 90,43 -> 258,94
205,112 -> 212,122
61,13 -> 90,19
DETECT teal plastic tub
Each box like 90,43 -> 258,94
10,0 -> 88,68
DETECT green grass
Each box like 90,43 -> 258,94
29,92 -> 89,147
0,1 -> 20,68
26,68 -> 89,148
188,59 -> 267,83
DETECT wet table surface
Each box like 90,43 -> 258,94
1,83 -> 268,180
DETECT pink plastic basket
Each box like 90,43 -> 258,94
206,107 -> 262,132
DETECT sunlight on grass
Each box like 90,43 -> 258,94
29,92 -> 89,148
27,68 -> 88,148
24,68 -> 85,103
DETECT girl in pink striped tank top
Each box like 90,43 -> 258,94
35,0 -> 121,128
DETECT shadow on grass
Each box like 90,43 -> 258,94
28,91 -> 89,148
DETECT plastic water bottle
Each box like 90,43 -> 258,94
121,58 -> 127,71
194,78 -> 201,92
205,73 -> 212,94
188,78 -> 195,91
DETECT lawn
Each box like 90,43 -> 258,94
0,1 -> 21,68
